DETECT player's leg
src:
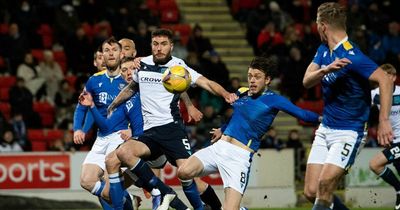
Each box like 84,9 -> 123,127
118,138 -> 189,210
313,164 -> 345,210
146,155 -> 168,210
223,188 -> 242,210
313,128 -> 364,210
370,145 -> 400,210
178,153 -> 222,210
305,126 -> 349,210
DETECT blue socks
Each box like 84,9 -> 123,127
109,173 -> 125,210
332,194 -> 349,210
181,179 -> 204,210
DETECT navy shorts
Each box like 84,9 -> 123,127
138,121 -> 192,166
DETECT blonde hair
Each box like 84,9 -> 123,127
380,63 -> 397,75
317,2 -> 347,30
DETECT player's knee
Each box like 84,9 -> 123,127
303,187 -> 316,202
105,152 -> 121,171
80,177 -> 95,192
318,177 -> 336,194
177,166 -> 192,180
369,158 -> 382,174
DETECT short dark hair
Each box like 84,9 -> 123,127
102,36 -> 122,50
249,56 -> 278,79
93,45 -> 102,60
120,56 -> 135,67
151,28 -> 174,42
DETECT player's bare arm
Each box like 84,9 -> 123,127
107,81 -> 138,115
370,67 -> 394,147
303,58 -> 351,88
195,76 -> 238,103
180,92 -> 203,123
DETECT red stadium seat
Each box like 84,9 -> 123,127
65,75 -> 77,90
0,88 -> 9,101
0,23 -> 8,34
31,49 -> 44,62
28,129 -> 46,142
33,101 -> 55,114
46,129 -> 65,141
161,10 -> 179,23
0,76 -> 16,88
0,102 -> 11,120
159,0 -> 178,10
53,50 -> 67,74
39,113 -> 55,128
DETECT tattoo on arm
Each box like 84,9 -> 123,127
109,81 -> 138,110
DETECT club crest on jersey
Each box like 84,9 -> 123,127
119,83 -> 126,90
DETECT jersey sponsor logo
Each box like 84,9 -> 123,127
99,92 -> 108,104
125,100 -> 133,112
140,77 -> 162,84
374,95 -> 400,106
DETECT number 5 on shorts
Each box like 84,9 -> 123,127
341,143 -> 352,157
182,138 -> 191,150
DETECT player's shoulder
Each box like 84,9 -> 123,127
236,87 -> 249,96
141,55 -> 154,65
92,70 -> 107,77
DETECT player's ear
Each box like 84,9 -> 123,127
171,43 -> 174,51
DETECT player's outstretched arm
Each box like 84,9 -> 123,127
180,92 -> 203,123
107,81 -> 138,116
370,67 -> 394,147
195,76 -> 238,103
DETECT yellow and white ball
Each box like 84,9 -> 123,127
162,65 -> 191,93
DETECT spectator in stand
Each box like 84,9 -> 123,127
346,3 -> 366,36
257,21 -> 284,56
259,126 -> 285,150
0,126 -> 23,153
286,129 -> 305,181
187,24 -> 214,59
54,3 -> 80,44
3,23 -> 30,75
246,3 -> 270,55
133,20 -> 152,57
281,46 -> 307,102
9,77 -> 42,128
9,112 -> 29,151
55,79 -> 74,130
268,1 -> 292,32
172,34 -> 188,61
64,26 -> 93,75
48,130 -> 76,152
194,105 -> 222,151
227,77 -> 241,93
16,52 -> 46,100
199,51 -> 230,89
382,21 -> 400,68
365,2 -> 389,36
39,50 -> 64,104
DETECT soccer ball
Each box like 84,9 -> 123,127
162,65 -> 191,93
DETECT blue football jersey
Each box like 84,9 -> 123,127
223,88 -> 319,152
73,70 -> 128,136
313,38 -> 378,132
90,92 -> 143,137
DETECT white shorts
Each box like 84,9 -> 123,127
194,140 -> 252,194
83,132 -> 125,170
307,125 -> 366,171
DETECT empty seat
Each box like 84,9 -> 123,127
0,76 -> 16,88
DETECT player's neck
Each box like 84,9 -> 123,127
106,66 -> 120,77
327,31 -> 347,50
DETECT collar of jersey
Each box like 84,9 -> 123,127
333,36 -> 348,51
104,71 -> 121,79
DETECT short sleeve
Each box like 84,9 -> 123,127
347,50 -> 378,79
312,44 -> 326,66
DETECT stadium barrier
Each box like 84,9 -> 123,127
0,150 -> 297,208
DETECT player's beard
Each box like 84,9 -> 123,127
154,51 -> 172,65
106,58 -> 120,72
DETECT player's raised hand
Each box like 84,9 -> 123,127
210,128 -> 222,144
73,130 -> 86,144
325,58 -> 352,73
224,92 -> 238,104
133,57 -> 142,69
119,129 -> 132,141
187,106 -> 203,123
377,119 -> 394,147
79,91 -> 94,107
